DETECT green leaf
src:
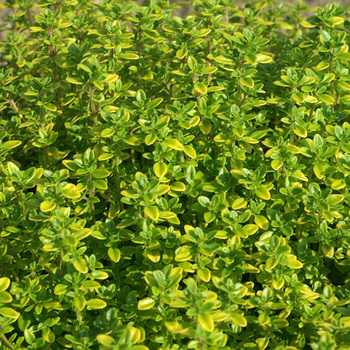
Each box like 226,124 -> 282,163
198,313 -> 214,332
62,160 -> 80,171
138,297 -> 156,310
24,329 -> 35,344
199,119 -> 212,134
123,136 -> 140,146
338,81 -> 350,91
153,161 -> 167,178
93,179 -> 108,190
272,318 -> 289,328
7,162 -> 22,177
204,211 -> 216,223
313,134 -> 323,149
93,168 -> 111,179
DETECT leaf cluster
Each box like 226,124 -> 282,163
1,0 -> 350,349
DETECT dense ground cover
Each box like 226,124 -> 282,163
1,0 -> 350,349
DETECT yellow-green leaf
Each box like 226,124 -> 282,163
164,138 -> 183,151
108,247 -> 121,263
176,48 -> 188,59
239,77 -> 254,88
0,307 -> 20,319
313,164 -> 326,179
231,197 -> 247,210
74,296 -> 86,311
271,159 -> 283,170
152,184 -> 170,196
0,277 -> 10,292
338,81 -> 350,91
241,224 -> 259,237
286,254 -> 303,269
54,284 -> 69,295
328,194 -> 344,205
120,53 -> 139,60
40,201 -> 56,212
0,291 -> 12,303
199,119 -> 212,134
145,206 -> 159,220
153,161 -> 167,178
97,334 -> 115,346
198,313 -> 214,332
145,133 -> 157,145
254,215 -> 269,230
198,268 -> 211,282
292,92 -> 305,103
73,257 -> 88,274
183,145 -> 196,158
170,181 -> 186,192
256,54 -> 273,63
61,184 -> 80,199
304,95 -> 318,103
123,136 -> 140,146
138,297 -> 156,310
230,312 -> 247,327
255,186 -> 271,200
2,140 -> 22,150
66,76 -> 83,85
319,94 -> 335,105
93,168 -> 110,179
86,299 -> 107,310
294,125 -> 307,137
194,83 -> 207,94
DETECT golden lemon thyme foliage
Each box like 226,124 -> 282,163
0,0 -> 350,349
